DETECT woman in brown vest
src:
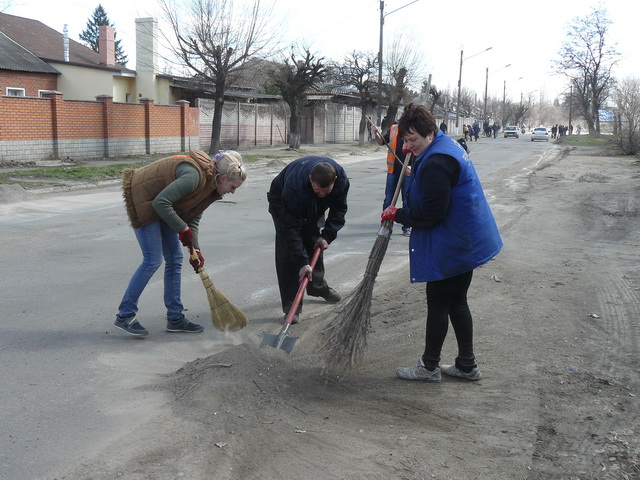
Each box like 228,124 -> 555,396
114,150 -> 247,336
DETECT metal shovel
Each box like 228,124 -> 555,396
260,246 -> 322,354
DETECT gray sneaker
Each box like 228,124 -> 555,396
396,358 -> 441,382
166,315 -> 204,333
440,364 -> 482,381
114,314 -> 149,336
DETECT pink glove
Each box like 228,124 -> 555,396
178,227 -> 193,247
381,206 -> 398,222
189,249 -> 205,273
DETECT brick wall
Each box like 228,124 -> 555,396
0,71 -> 57,97
0,92 -> 199,163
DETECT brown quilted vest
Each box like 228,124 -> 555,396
122,150 -> 221,229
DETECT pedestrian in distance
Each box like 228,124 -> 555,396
267,156 -> 350,324
473,121 -> 480,142
371,122 -> 411,237
381,103 -> 503,383
114,150 -> 247,336
439,120 -> 448,134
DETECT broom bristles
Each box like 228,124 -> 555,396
199,270 -> 249,331
321,233 -> 390,375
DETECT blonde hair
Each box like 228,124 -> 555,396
213,150 -> 247,183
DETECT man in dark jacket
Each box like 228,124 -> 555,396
267,156 -> 349,323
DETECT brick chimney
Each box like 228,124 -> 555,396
98,25 -> 116,66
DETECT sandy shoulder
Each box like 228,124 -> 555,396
58,146 -> 640,480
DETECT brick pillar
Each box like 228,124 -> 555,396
140,98 -> 154,154
177,100 -> 190,152
96,95 -> 113,157
43,91 -> 63,159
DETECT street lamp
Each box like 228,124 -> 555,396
456,46 -> 492,129
377,0 -> 420,127
483,64 -> 510,121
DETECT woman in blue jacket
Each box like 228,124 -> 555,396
381,103 -> 502,382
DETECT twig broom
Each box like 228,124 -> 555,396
189,248 -> 249,331
321,122 -> 411,375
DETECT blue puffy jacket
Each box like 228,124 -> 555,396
406,132 -> 502,282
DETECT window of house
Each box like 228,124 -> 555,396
125,93 -> 132,103
6,87 -> 26,96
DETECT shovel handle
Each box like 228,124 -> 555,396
284,246 -> 322,325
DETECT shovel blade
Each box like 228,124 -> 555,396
260,332 -> 297,355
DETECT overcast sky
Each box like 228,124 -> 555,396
5,0 -> 637,103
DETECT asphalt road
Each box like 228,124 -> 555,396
0,134 -> 558,479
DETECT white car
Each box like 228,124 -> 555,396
531,127 -> 549,142
503,125 -> 519,138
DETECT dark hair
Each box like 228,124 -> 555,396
310,162 -> 337,188
398,103 -> 437,138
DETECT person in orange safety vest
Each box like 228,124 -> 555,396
371,122 -> 411,237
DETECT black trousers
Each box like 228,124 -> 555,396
272,222 -> 330,315
421,270 -> 477,371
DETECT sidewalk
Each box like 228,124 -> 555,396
0,142 -> 382,204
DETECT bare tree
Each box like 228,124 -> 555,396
268,48 -> 326,150
332,51 -> 378,146
458,87 -> 477,120
613,77 -> 640,155
553,7 -> 619,136
504,101 -> 530,128
159,0 -> 279,154
381,33 -> 425,130
427,85 -> 443,113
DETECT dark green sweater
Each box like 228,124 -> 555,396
151,163 -> 203,248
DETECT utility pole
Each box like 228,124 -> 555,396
376,0 -> 384,127
376,0 -> 420,128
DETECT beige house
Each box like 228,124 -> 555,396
0,13 -> 178,105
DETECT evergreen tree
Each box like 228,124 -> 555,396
79,4 -> 128,66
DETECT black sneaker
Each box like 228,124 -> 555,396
166,315 -> 204,333
114,314 -> 149,336
321,287 -> 342,304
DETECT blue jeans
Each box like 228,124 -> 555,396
118,220 -> 184,321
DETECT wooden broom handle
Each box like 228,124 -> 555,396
188,246 -> 204,273
366,116 -> 412,208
